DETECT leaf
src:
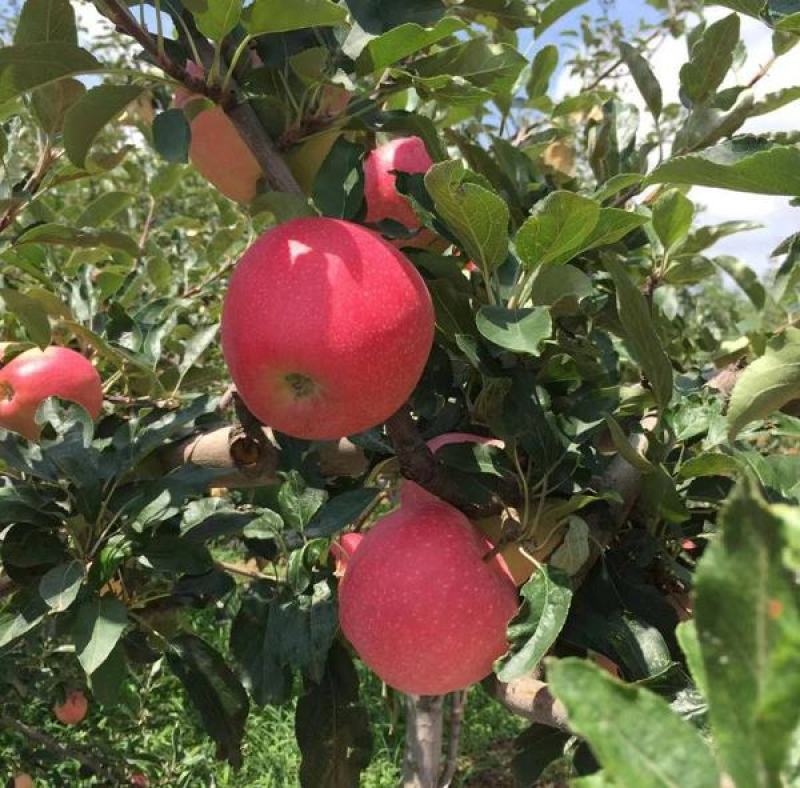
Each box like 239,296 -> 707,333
76,191 -> 133,227
344,0 -> 446,34
73,596 -> 128,675
242,0 -> 347,34
475,305 -> 552,355
186,0 -> 242,40
713,255 -> 766,309
527,45 -> 558,100
652,189 -> 694,253
63,84 -> 145,169
14,0 -> 77,45
38,560 -> 84,612
549,517 -> 590,575
678,452 -> 742,480
512,724 -> 571,787
31,77 -> 84,135
0,589 -> 48,648
535,0 -> 588,35
679,13 -> 740,105
16,223 -> 139,256
647,137 -> 800,196
152,108 -> 191,164
0,288 -> 51,347
304,488 -> 378,538
296,643 -> 373,788
728,332 -> 800,440
605,258 -> 673,410
750,85 -> 800,116
620,41 -> 662,119
424,160 -> 509,273
515,191 -> 600,269
548,659 -> 720,788
583,208 -> 648,251
531,263 -> 593,310
178,324 -> 218,379
356,17 -> 463,73
694,478 -> 800,787
496,565 -> 572,682
312,137 -> 365,220
0,42 -> 101,103
167,633 -> 250,767
711,0 -> 764,14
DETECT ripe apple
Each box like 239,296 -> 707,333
174,62 -> 262,203
330,531 -> 363,576
364,136 -> 434,248
0,347 -> 103,440
426,432 -> 537,586
338,481 -> 518,694
221,216 -> 434,440
14,774 -> 34,788
53,689 -> 88,725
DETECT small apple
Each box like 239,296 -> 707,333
221,217 -> 434,440
129,774 -> 150,787
174,62 -> 263,204
53,689 -> 88,725
338,481 -> 518,695
331,532 -> 364,576
14,774 -> 34,788
364,136 -> 435,248
0,347 -> 103,440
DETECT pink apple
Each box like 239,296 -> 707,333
364,136 -> 434,247
221,217 -> 434,439
53,689 -> 89,725
338,481 -> 518,694
174,62 -> 263,203
0,347 -> 103,440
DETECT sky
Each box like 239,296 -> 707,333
38,1 -> 800,275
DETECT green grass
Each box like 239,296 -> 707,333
1,610 -> 526,787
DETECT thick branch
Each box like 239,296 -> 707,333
482,675 -> 569,731
403,695 -> 444,788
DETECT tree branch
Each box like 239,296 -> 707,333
482,675 -> 569,731
403,695 -> 445,788
439,690 -> 467,788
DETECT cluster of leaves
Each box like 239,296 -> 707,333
0,0 -> 799,784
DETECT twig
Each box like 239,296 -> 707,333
182,257 -> 237,297
0,147 -> 56,236
746,54 -> 777,88
438,691 -> 467,788
216,559 -> 263,579
482,675 -> 569,731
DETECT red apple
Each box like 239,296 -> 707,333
338,481 -> 518,694
0,347 -> 103,440
221,217 -> 434,439
174,62 -> 263,203
53,689 -> 88,725
14,774 -> 34,788
331,532 -> 364,576
364,136 -> 434,248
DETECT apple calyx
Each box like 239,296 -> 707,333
283,372 -> 320,400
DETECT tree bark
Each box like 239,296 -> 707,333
403,695 -> 445,788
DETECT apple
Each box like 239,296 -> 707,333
174,62 -> 263,204
0,347 -> 103,440
129,774 -> 150,787
53,689 -> 88,725
330,531 -> 363,576
364,136 -> 434,248
14,774 -> 34,788
427,432 -> 537,586
338,481 -> 518,695
221,216 -> 434,440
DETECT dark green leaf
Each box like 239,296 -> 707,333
31,77 -> 84,135
14,0 -> 77,45
512,724 -> 571,787
0,288 -> 51,347
312,137 -> 365,220
0,589 -> 48,648
679,14 -> 740,105
527,45 -> 558,100
535,0 -> 588,35
475,305 -> 552,355
152,108 -> 191,164
38,560 -> 84,612
344,0 -> 446,34
713,255 -> 766,309
620,41 -> 662,119
305,488 -> 378,538
652,189 -> 695,253
76,190 -> 134,227
73,596 -> 128,675
583,208 -> 648,251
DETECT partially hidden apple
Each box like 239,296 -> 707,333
14,774 -> 34,788
338,481 -> 518,695
364,136 -> 435,249
0,347 -> 103,440
427,432 -> 537,586
53,689 -> 88,725
221,216 -> 434,440
174,62 -> 263,204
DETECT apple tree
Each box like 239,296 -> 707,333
1,0 -> 800,785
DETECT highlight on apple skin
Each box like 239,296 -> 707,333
0,347 -> 103,440
337,481 -> 519,695
221,216 -> 434,440
173,62 -> 263,204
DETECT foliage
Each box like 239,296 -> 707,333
0,0 -> 799,784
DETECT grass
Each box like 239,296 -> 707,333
1,609 -> 526,787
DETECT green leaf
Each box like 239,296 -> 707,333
16,223 -> 139,256
531,263 -> 593,310
0,288 -> 51,347
89,643 -> 128,706
356,17 -> 463,73
186,0 -> 242,40
312,137 -> 365,220
424,160 -> 509,273
496,565 -> 572,682
14,0 -> 77,45
727,331 -> 800,440
31,77 -> 84,135
605,258 -> 673,410
535,0 -> 588,35
295,641 -> 373,788
605,416 -> 655,473
620,41 -> 662,119
76,191 -> 133,227
512,724 -> 571,787
750,85 -> 800,116
38,560 -> 84,612
583,208 -> 648,251
694,478 -> 800,786
73,596 -> 128,675
0,589 -> 48,648
527,45 -> 558,100
679,13 -> 740,105
0,42 -> 101,103
548,659 -> 720,788
678,452 -> 742,480
475,305 -> 552,355
152,108 -> 191,164
711,0 -> 764,14
549,516 -> 590,575
167,633 -> 250,768
713,255 -> 766,309
647,137 -> 800,196
178,324 -> 218,380
344,0 -> 445,34
304,488 -> 378,538
63,84 -> 144,169
515,191 -> 600,269
652,189 -> 694,253
242,0 -> 347,34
